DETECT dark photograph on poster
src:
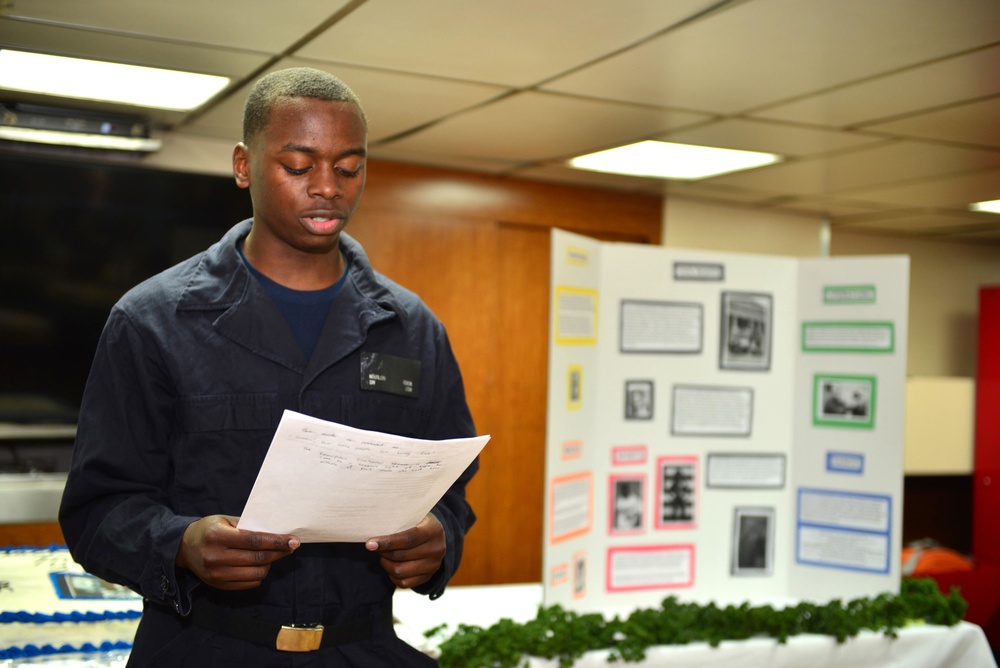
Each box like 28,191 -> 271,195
657,457 -> 697,529
720,292 -> 773,371
624,379 -> 654,420
731,506 -> 775,576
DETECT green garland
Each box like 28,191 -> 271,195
428,578 -> 967,668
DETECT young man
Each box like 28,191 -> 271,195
59,67 -> 479,666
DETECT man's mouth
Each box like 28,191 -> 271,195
302,215 -> 343,233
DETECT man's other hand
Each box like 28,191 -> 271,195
365,514 -> 445,589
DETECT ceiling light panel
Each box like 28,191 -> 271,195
971,200 -> 1000,215
568,140 -> 781,180
0,50 -> 230,111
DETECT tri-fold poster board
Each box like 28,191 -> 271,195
544,229 -> 909,614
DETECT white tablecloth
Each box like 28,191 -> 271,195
6,584 -> 995,667
393,583 -> 998,668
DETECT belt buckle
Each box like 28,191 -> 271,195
276,624 -> 325,652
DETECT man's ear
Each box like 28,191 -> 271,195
233,142 -> 251,189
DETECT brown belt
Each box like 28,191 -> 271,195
190,599 -> 391,652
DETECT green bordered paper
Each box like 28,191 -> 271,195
813,373 -> 876,429
823,284 -> 876,305
801,321 -> 894,353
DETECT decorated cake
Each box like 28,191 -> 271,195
0,546 -> 141,663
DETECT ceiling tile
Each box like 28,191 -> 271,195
863,95 -> 1000,149
0,17 -> 270,127
184,58 -> 509,143
842,168 -> 1000,208
295,0 -> 717,87
375,91 -> 710,163
2,0 -> 998,245
751,44 -> 1000,128
662,181 -> 782,206
766,196 -> 902,218
833,209 -> 997,234
657,119 -> 884,157
0,18 -> 270,78
2,0 -> 347,53
946,225 -> 1000,243
708,141 -> 1000,198
544,0 -> 1000,114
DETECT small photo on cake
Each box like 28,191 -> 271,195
51,572 -> 140,600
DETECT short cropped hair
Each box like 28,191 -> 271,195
242,67 -> 367,146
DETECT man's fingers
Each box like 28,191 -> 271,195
203,521 -> 300,557
366,530 -> 417,555
367,514 -> 441,554
238,533 -> 300,556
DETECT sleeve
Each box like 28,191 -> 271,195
58,305 -> 201,614
412,323 -> 479,599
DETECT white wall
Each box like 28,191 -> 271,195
662,197 -> 825,257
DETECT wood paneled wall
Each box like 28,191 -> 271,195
350,160 -> 662,584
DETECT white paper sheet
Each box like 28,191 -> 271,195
237,410 -> 489,542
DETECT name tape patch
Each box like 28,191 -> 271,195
360,351 -> 421,398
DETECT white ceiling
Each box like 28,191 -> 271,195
2,0 -> 999,241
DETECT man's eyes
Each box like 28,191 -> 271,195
281,164 -> 362,177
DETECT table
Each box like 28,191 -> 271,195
393,583 -> 998,668
6,584 -> 995,667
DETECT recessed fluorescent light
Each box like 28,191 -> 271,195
568,140 -> 782,180
971,199 -> 1000,215
0,50 -> 229,111
0,126 -> 162,152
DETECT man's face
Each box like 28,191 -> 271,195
234,96 -> 367,257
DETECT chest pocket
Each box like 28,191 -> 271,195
175,393 -> 279,433
171,394 -> 281,515
334,395 -> 430,438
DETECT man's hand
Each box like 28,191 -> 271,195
365,513 -> 445,589
176,515 -> 299,590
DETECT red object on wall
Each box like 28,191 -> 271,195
975,287 -> 1000,564
924,287 -> 1000,652
954,286 -> 1000,647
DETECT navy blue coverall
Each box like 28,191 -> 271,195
59,220 -> 478,666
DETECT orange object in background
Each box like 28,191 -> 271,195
902,540 -> 974,577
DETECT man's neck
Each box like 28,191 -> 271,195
242,235 -> 345,291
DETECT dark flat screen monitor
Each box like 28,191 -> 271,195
0,152 -> 253,425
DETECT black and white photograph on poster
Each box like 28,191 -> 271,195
567,364 -> 583,410
620,299 -> 703,354
573,552 -> 587,598
624,379 -> 654,420
656,456 -> 697,529
609,475 -> 645,534
720,292 -> 772,371
813,374 -> 876,429
732,507 -> 775,576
